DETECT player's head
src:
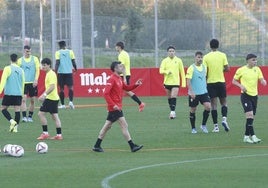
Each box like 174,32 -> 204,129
58,41 -> 66,49
167,46 -> 176,58
210,39 -> 219,49
10,53 -> 18,63
41,58 -> 52,71
110,61 -> 123,74
115,41 -> 124,51
246,53 -> 257,67
24,45 -> 31,57
195,51 -> 203,65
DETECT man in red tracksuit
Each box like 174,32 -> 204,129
92,61 -> 143,153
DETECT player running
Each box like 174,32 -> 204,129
186,52 -> 211,134
203,39 -> 230,132
92,61 -> 143,152
0,54 -> 24,133
232,54 -> 267,143
159,45 -> 186,119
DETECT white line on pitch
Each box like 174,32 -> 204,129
101,153 -> 268,188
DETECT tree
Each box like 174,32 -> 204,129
124,9 -> 143,49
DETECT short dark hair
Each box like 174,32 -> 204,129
210,39 -> 219,49
246,53 -> 257,60
110,61 -> 121,72
41,58 -> 52,66
195,51 -> 203,56
116,41 -> 124,49
10,54 -> 18,62
24,45 -> 31,50
58,41 -> 66,48
167,45 -> 175,51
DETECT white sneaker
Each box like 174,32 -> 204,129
27,117 -> 33,122
191,128 -> 197,134
243,136 -> 254,144
69,101 -> 75,109
200,125 -> 208,133
22,117 -> 28,122
251,135 -> 261,143
58,105 -> 66,109
169,111 -> 176,119
212,127 -> 219,133
221,120 -> 230,132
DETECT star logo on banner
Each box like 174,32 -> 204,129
95,88 -> 100,93
88,88 -> 93,93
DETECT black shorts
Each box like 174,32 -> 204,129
164,85 -> 179,91
189,93 -> 210,107
40,99 -> 59,114
240,93 -> 258,115
207,82 -> 227,98
58,74 -> 73,88
106,110 -> 124,123
24,83 -> 38,97
121,76 -> 131,85
2,95 -> 22,106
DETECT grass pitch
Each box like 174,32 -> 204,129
1,96 -> 268,188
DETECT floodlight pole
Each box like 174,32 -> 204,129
90,0 -> 95,68
21,0 -> 25,50
261,0 -> 265,65
211,0 -> 216,38
51,0 -> 56,67
40,0 -> 43,61
154,0 -> 159,67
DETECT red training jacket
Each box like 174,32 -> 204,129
104,73 -> 138,111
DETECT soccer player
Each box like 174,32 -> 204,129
186,52 -> 211,134
92,61 -> 143,153
37,58 -> 62,140
0,54 -> 24,133
232,54 -> 267,143
115,41 -> 145,112
159,46 -> 186,119
55,40 -> 77,109
18,45 -> 40,122
203,39 -> 230,132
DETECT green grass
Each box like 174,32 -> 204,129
1,96 -> 268,188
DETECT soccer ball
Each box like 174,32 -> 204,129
2,144 -> 24,157
3,144 -> 13,155
36,142 -> 48,154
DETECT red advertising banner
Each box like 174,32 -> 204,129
1,66 -> 268,97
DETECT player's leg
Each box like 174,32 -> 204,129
93,120 -> 113,152
117,116 -> 143,152
219,83 -> 229,131
93,110 -> 116,152
21,84 -> 28,122
13,104 -> 21,133
67,74 -> 75,109
241,94 -> 254,143
1,96 -> 17,132
27,85 -> 38,122
37,99 -> 50,140
50,113 -> 62,140
242,95 -> 260,143
125,76 -> 145,112
199,94 -> 211,133
169,87 -> 179,119
189,96 -> 197,133
207,83 -> 219,131
58,74 -> 66,108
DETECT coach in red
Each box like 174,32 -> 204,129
92,61 -> 143,153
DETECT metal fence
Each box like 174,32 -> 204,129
0,1 -> 267,67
